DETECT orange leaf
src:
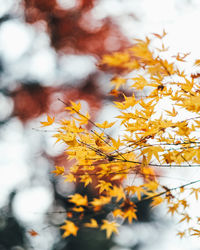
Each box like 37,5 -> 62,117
40,115 -> 55,127
28,229 -> 39,237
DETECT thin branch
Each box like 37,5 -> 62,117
137,179 -> 200,204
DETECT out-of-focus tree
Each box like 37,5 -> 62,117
48,32 -> 200,243
23,0 -> 130,55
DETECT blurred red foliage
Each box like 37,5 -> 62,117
12,83 -> 51,122
12,76 -> 103,122
9,0 -> 132,123
8,0 -> 134,124
23,0 -> 130,55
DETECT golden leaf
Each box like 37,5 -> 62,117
101,220 -> 119,238
40,115 -> 55,127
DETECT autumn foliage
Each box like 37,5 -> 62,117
44,32 -> 200,239
23,0 -> 129,55
9,0 -> 130,124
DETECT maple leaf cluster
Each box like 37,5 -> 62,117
43,32 -> 200,239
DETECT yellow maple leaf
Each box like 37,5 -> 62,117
123,207 -> 137,223
96,180 -> 112,194
53,132 -> 76,144
61,220 -> 79,238
109,185 -> 126,202
144,181 -> 158,192
125,185 -> 145,200
51,166 -> 65,176
151,196 -> 164,208
165,106 -> 178,117
65,101 -> 81,114
101,220 -> 119,238
64,173 -> 76,183
90,196 -> 111,207
179,199 -> 189,209
84,219 -> 98,228
177,231 -> 186,238
167,203 -> 179,215
110,76 -> 126,90
156,43 -> 169,52
179,213 -> 191,223
194,59 -> 200,66
101,52 -> 130,68
114,95 -> 136,110
95,121 -> 115,129
141,146 -> 163,163
112,209 -> 123,217
75,112 -> 90,125
190,187 -> 200,200
131,75 -> 148,90
80,174 -> 92,187
40,115 -> 55,127
69,194 -> 88,206
139,99 -> 155,110
191,228 -> 200,237
152,29 -> 167,39
72,207 -> 84,212
172,52 -> 190,62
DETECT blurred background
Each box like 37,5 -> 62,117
1,0 -> 200,249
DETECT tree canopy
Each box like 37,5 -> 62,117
44,31 -> 200,239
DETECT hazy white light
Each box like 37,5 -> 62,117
165,9 -> 200,59
114,226 -> 138,247
0,163 -> 29,207
29,49 -> 56,83
93,0 -> 139,19
13,187 -> 52,223
0,21 -> 33,61
0,126 -> 29,207
0,94 -> 13,120
141,0 -> 176,22
0,0 -> 15,16
59,55 -> 96,82
56,0 -> 76,10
